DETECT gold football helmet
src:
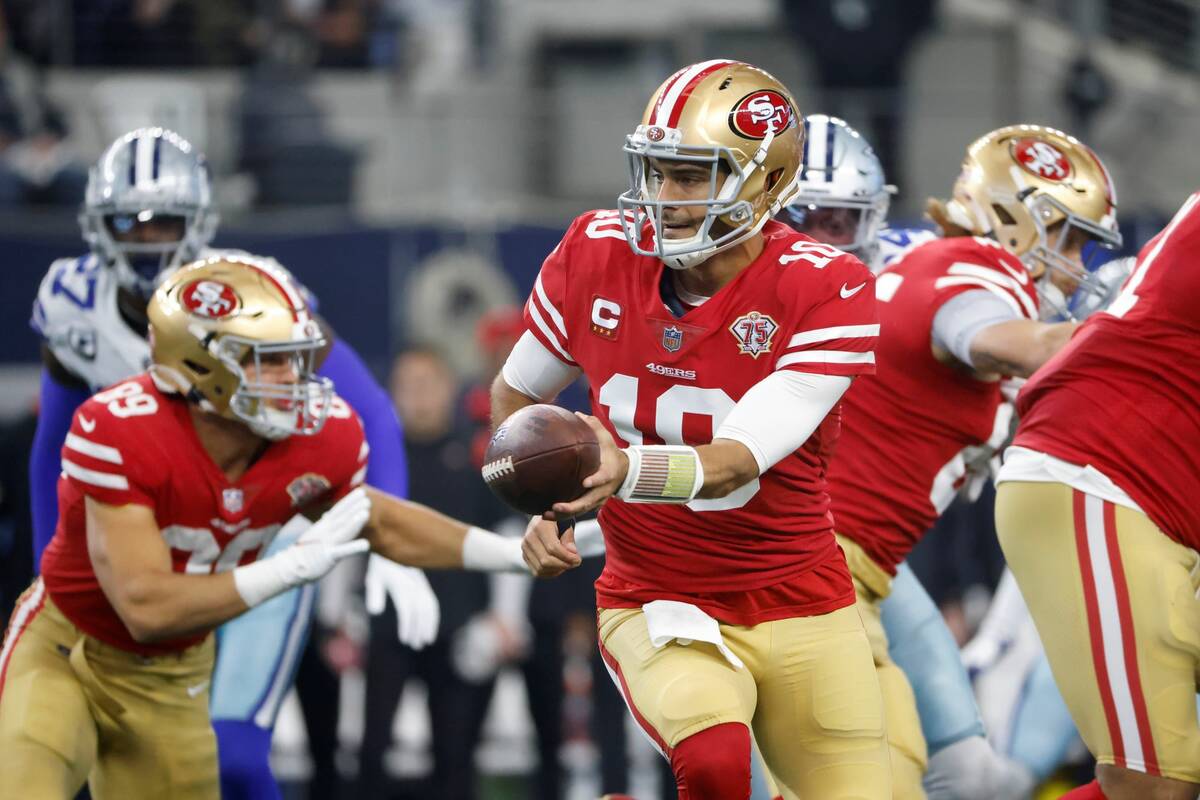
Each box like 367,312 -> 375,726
147,255 -> 333,439
618,60 -> 804,269
930,124 -> 1121,316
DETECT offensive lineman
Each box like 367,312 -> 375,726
995,192 -> 1200,800
0,256 -> 527,799
500,60 -> 890,798
814,123 -> 1122,798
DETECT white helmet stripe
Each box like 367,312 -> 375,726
651,59 -> 733,127
134,132 -> 158,190
805,116 -> 829,179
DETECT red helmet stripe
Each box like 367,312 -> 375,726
652,60 -> 736,129
252,264 -> 304,323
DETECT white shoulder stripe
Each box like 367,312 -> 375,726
62,458 -> 129,490
934,277 -> 1026,318
527,298 -> 574,363
350,465 -> 367,487
945,263 -> 1037,318
787,324 -> 880,349
533,274 -> 568,339
65,433 -> 123,465
358,441 -> 370,462
776,350 -> 875,368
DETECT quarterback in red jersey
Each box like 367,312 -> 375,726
0,256 -> 526,799
815,124 -> 1122,796
996,192 -> 1200,800
497,61 -> 889,799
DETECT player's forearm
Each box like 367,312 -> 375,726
490,374 -> 539,432
970,320 -> 1077,378
695,440 -> 760,498
113,571 -> 248,644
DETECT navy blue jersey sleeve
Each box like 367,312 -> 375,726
317,339 -> 408,498
30,368 -> 92,569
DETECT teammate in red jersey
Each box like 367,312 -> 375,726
0,256 -> 526,799
497,60 -> 889,799
995,192 -> 1200,800
815,124 -> 1122,797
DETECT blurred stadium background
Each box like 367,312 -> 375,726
0,1 -> 1196,798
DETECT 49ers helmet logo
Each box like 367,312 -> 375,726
1013,138 -> 1071,182
728,90 -> 794,140
181,279 -> 240,319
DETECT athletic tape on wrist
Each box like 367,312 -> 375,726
617,445 -> 704,503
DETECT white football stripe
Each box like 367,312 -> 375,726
527,297 -> 574,363
933,277 -> 1025,318
65,433 -> 124,465
62,458 -> 130,490
787,324 -> 880,349
533,274 -> 568,339
652,59 -> 732,127
1082,494 -> 1147,772
776,350 -> 875,368
946,262 -> 1037,318
0,578 -> 44,683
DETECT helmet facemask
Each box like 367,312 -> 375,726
784,197 -> 888,260
618,124 -> 797,270
210,324 -> 332,440
1022,193 -> 1122,321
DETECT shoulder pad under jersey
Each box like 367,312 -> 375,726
873,227 -> 940,272
32,255 -> 151,391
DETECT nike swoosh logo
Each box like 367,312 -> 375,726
79,416 -> 96,433
186,680 -> 210,698
840,282 -> 866,299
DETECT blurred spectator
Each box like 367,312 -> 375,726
237,46 -> 360,207
355,346 -> 503,800
783,0 -> 935,196
0,410 -> 36,621
0,64 -> 87,207
72,0 -> 197,67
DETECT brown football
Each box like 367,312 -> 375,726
481,404 -> 601,516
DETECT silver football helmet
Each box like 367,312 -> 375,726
783,115 -> 894,265
80,128 -> 218,299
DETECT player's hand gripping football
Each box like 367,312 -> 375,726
521,514 -> 582,578
547,413 -> 627,519
365,555 -> 441,650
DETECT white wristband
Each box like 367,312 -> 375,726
616,445 -> 704,504
461,526 -> 526,573
233,558 -> 292,609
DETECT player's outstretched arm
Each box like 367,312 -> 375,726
88,491 -> 370,643
361,486 -> 527,573
967,319 -> 1077,378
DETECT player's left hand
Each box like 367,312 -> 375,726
548,413 -> 628,518
364,554 -> 440,650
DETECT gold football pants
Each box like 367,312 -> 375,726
837,533 -> 929,800
598,602 -> 891,799
997,481 -> 1200,784
0,580 -> 219,799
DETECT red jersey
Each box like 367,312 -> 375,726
827,236 -> 1040,574
1015,191 -> 1200,551
40,374 -> 367,655
525,211 -> 879,625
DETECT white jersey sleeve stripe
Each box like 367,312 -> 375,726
62,458 -> 130,490
358,441 -> 370,462
527,298 -> 574,363
350,465 -> 367,487
933,277 -> 1024,318
776,350 -> 875,368
946,262 -> 1038,318
533,274 -> 569,339
786,324 -> 880,349
65,433 -> 124,465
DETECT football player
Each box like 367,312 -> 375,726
789,122 -> 1123,798
0,256 -> 529,799
994,191 -> 1200,800
26,128 -> 439,798
782,114 -> 1036,800
499,61 -> 890,799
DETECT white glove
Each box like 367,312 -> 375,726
234,488 -> 372,608
364,555 -> 441,650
